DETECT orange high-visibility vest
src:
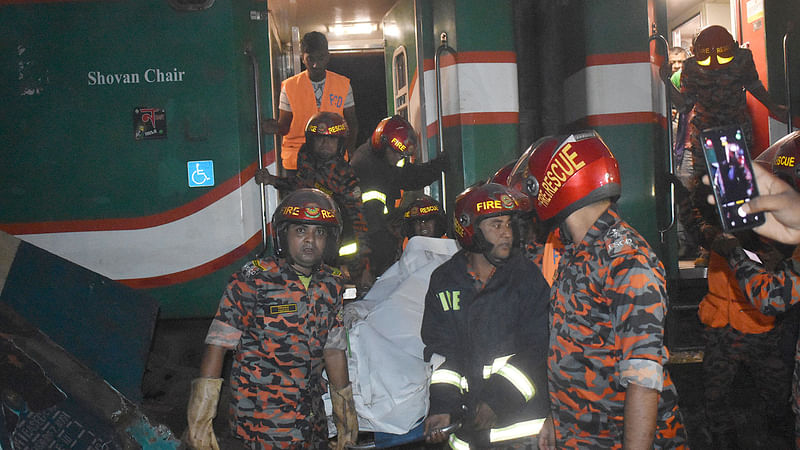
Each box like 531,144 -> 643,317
542,229 -> 563,287
697,251 -> 774,334
281,70 -> 351,170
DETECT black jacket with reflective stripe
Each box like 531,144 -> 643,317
421,250 -> 551,426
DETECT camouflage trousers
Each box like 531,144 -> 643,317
702,325 -> 793,435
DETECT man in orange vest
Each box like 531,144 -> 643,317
262,31 -> 358,174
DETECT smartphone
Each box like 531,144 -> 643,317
700,125 -> 765,232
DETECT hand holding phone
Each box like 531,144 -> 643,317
701,125 -> 766,232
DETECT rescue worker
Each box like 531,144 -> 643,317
516,131 -> 688,449
262,31 -> 358,173
421,182 -> 551,448
713,132 -> 800,448
350,115 -> 448,278
184,189 -> 358,450
661,25 -> 787,266
400,195 -> 447,249
256,112 -> 371,290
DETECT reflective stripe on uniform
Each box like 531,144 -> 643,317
431,368 -> 469,393
362,190 -> 389,214
489,418 -> 546,442
448,433 -> 470,450
339,241 -> 358,256
483,354 -> 535,401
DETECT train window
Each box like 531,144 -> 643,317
392,46 -> 408,117
167,0 -> 214,12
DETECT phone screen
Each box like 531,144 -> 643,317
701,126 -> 765,232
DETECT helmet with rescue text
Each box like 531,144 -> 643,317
453,182 -> 526,265
508,130 -> 621,224
693,25 -> 737,70
371,115 -> 418,166
305,111 -> 349,160
272,188 -> 343,264
755,130 -> 800,192
401,195 -> 446,238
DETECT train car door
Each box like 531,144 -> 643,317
0,0 -> 277,318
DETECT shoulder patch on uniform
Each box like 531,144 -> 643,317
242,259 -> 267,278
331,267 -> 343,277
606,227 -> 637,256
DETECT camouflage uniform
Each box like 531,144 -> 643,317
546,206 -> 687,448
678,47 -> 766,242
680,47 -> 763,176
205,256 -> 345,448
274,144 -> 369,273
727,243 -> 800,447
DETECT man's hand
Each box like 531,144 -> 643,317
254,168 -> 277,185
472,401 -> 497,430
424,413 -> 452,443
538,415 -> 556,450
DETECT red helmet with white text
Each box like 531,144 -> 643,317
453,183 -> 525,257
272,188 -> 342,262
755,130 -> 800,191
371,115 -> 418,157
508,131 -> 621,223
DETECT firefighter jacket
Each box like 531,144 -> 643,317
350,142 -> 447,276
421,250 -> 551,446
281,70 -> 351,170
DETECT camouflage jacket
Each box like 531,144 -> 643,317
205,256 -> 344,447
275,144 -> 368,248
728,244 -> 800,316
547,205 -> 686,448
681,47 -> 763,154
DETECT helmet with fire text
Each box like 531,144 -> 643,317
693,25 -> 737,70
272,188 -> 343,263
305,111 -> 349,159
508,131 -> 620,223
371,115 -> 418,160
453,183 -> 525,264
401,195 -> 446,238
755,130 -> 800,192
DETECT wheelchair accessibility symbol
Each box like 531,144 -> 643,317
188,160 -> 215,187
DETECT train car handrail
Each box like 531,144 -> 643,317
649,31 -> 676,242
784,30 -> 794,134
435,32 -> 456,214
245,44 -> 270,253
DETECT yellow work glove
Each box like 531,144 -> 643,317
183,377 -> 222,450
330,383 -> 359,450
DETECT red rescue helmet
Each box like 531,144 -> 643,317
693,25 -> 736,70
509,131 -> 621,223
453,183 -> 525,255
272,188 -> 342,262
305,111 -> 348,157
371,115 -> 417,157
755,130 -> 800,192
401,195 -> 446,238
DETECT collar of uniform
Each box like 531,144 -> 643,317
560,203 -> 620,249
